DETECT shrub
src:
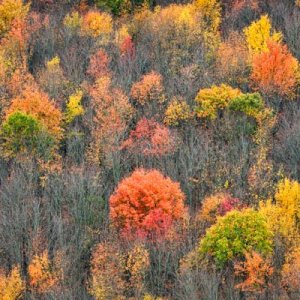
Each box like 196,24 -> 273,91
234,251 -> 273,293
81,10 -> 113,38
281,246 -> 300,293
0,0 -> 30,37
244,15 -> 282,54
89,242 -> 126,299
6,88 -> 63,139
109,169 -> 186,239
0,266 -> 25,300
229,92 -> 264,119
87,49 -> 110,79
259,178 -> 300,246
65,90 -> 84,123
121,118 -> 176,156
28,251 -> 60,294
199,209 -> 273,267
164,97 -> 192,126
194,84 -> 242,119
1,111 -> 55,159
251,41 -> 299,97
130,71 -> 165,105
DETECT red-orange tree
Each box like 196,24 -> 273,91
109,169 -> 186,239
251,41 -> 299,97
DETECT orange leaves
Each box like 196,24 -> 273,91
121,118 -> 176,156
131,71 -> 165,105
87,49 -> 110,79
87,75 -> 134,163
251,41 -> 299,97
234,251 -> 273,293
109,169 -> 186,240
6,88 -> 63,139
281,247 -> 300,292
28,251 -> 60,294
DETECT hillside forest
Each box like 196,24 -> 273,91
0,0 -> 300,299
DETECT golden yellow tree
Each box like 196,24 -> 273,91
244,15 -> 282,54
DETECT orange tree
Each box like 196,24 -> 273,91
109,168 -> 186,239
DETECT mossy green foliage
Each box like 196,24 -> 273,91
1,111 -> 55,159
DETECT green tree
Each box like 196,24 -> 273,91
199,209 -> 273,267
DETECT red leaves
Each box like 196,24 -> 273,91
121,118 -> 176,156
109,169 -> 186,240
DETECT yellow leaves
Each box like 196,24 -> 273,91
46,56 -> 60,69
195,84 -> 242,119
82,10 -> 113,38
244,15 -> 282,54
0,266 -> 25,300
64,11 -> 83,30
164,97 -> 192,126
259,178 -> 300,246
65,90 -> 84,123
0,0 -> 30,37
194,0 -> 221,32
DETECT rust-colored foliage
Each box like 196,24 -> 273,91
89,242 -> 125,299
87,49 -> 110,79
281,247 -> 300,293
87,76 -> 134,163
234,251 -> 273,293
28,251 -> 60,293
120,36 -> 135,59
6,87 -> 63,138
197,192 -> 242,225
130,71 -> 165,105
109,168 -> 186,239
251,41 -> 299,97
121,118 -> 176,156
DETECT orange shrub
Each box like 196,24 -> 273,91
121,118 -> 177,156
87,76 -> 134,163
109,169 -> 186,239
281,247 -> 300,292
6,88 -> 63,139
234,251 -> 273,293
251,41 -> 299,97
130,71 -> 165,105
28,251 -> 60,293
89,242 -> 125,299
87,49 -> 110,79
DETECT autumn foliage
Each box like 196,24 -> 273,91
109,169 -> 186,239
121,118 -> 176,156
251,41 -> 299,96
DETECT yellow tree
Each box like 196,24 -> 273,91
244,15 -> 282,54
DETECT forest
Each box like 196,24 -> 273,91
0,0 -> 300,299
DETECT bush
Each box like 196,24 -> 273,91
194,84 -> 242,119
1,111 -> 55,159
229,92 -> 264,119
199,209 -> 273,267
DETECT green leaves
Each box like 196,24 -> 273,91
199,209 -> 273,267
